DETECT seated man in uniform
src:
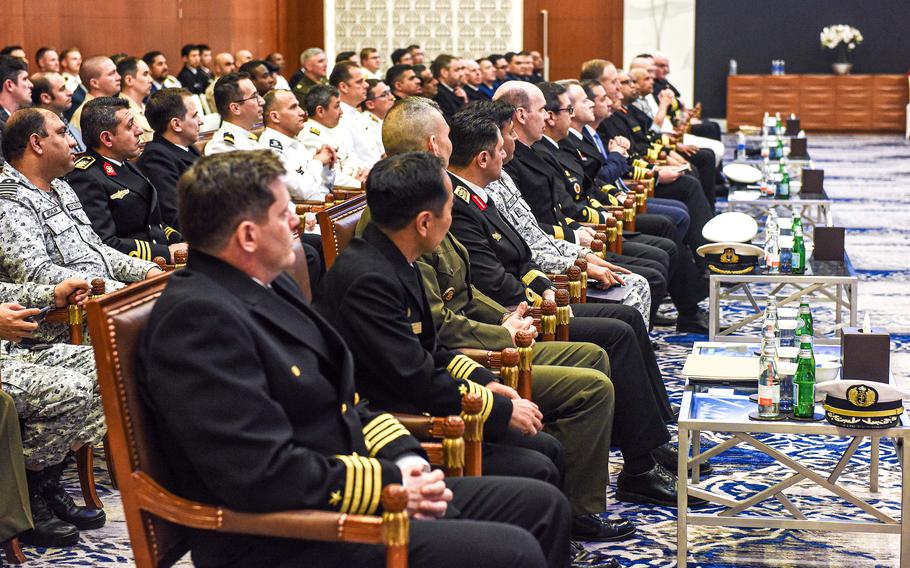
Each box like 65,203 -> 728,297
0,279 -> 107,548
204,72 -> 263,155
64,97 -> 185,264
139,149 -> 571,568
136,87 -> 203,230
298,84 -> 368,187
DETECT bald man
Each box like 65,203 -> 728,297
204,52 -> 236,114
234,49 -> 254,66
70,56 -> 121,132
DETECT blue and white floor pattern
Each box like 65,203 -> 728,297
14,134 -> 910,567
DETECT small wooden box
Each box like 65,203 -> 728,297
813,227 -> 845,261
789,137 -> 808,158
841,327 -> 891,383
801,169 -> 824,194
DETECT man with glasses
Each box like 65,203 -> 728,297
360,79 -> 394,157
205,72 -> 263,155
360,47 -> 383,80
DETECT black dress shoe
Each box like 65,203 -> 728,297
571,544 -> 621,568
571,513 -> 636,542
616,464 -> 708,508
652,443 -> 713,476
19,470 -> 80,548
42,459 -> 107,530
676,309 -> 708,334
652,313 -> 677,327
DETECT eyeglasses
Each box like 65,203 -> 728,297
366,89 -> 393,101
234,92 -> 261,104
552,105 -> 574,114
619,79 -> 634,85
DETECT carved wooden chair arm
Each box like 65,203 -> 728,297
392,413 -> 467,477
131,471 -> 409,563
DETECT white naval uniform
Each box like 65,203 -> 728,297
258,127 -> 335,202
362,111 -> 385,160
297,121 -> 362,189
204,120 -> 259,155
337,101 -> 382,168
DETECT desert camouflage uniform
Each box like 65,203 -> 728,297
486,171 -> 651,326
0,282 -> 104,469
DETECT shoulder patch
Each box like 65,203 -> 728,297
309,127 -> 321,136
454,186 -> 471,203
223,131 -> 236,145
269,138 -> 283,151
73,156 -> 95,170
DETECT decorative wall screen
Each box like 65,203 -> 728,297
329,0 -> 520,62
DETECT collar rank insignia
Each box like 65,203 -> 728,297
410,321 -> 423,334
269,138 -> 283,150
310,127 -> 321,136
103,162 -> 117,176
110,189 -> 130,200
248,133 -> 258,142
491,232 -> 502,241
443,287 -> 455,302
454,186 -> 471,203
73,156 -> 95,170
223,131 -> 235,146
296,166 -> 306,175
471,194 -> 487,211
370,114 -> 381,123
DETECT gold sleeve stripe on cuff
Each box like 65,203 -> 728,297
527,288 -> 541,306
363,414 -> 410,457
521,269 -> 547,287
448,354 -> 482,381
335,454 -> 382,514
463,380 -> 494,422
585,207 -> 602,223
553,225 -> 564,240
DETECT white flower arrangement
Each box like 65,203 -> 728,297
820,25 -> 864,52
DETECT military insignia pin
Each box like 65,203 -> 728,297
110,189 -> 130,200
492,232 -> 502,241
443,287 -> 455,301
103,163 -> 117,177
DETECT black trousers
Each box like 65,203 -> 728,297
300,233 -> 324,291
653,174 -> 714,250
568,303 -> 672,457
684,148 -> 717,206
482,429 -> 565,488
691,120 -> 722,141
604,248 -> 667,320
193,476 -> 571,568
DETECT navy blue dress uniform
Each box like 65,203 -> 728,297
317,223 -> 565,484
444,175 -> 677,432
65,149 -> 182,262
433,84 -> 466,122
136,133 -> 201,229
139,250 -> 571,568
176,66 -> 209,95
448,172 -> 553,307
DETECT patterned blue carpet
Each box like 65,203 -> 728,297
13,134 -> 909,567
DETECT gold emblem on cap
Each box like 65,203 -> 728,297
720,248 -> 740,264
443,287 -> 455,301
847,385 -> 877,408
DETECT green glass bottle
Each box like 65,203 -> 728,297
791,231 -> 805,274
793,335 -> 816,418
797,300 -> 813,337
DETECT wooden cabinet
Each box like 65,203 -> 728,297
727,74 -> 907,132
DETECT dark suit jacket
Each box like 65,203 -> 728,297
136,134 -> 200,229
575,128 -> 630,185
447,172 -> 553,307
65,148 -> 181,262
176,66 -> 208,95
433,83 -> 465,121
138,251 -> 421,564
317,223 -> 511,437
465,85 -> 489,102
503,140 -> 581,243
532,138 -> 604,224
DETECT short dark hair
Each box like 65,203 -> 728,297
488,54 -> 504,64
81,96 -> 130,149
30,73 -> 51,105
146,87 -> 193,134
634,52 -> 652,59
366,152 -> 448,231
304,84 -> 339,116
0,46 -> 24,57
1,108 -> 49,162
431,54 -> 457,79
177,150 -> 285,252
538,81 -> 567,113
335,51 -> 357,63
35,47 -> 55,62
142,51 -> 165,66
198,44 -> 211,53
239,60 -> 268,77
504,52 -> 516,62
116,56 -> 141,80
581,79 -> 603,101
181,44 -> 200,58
406,44 -> 421,52
328,61 -> 359,87
384,64 -> 412,89
214,72 -> 251,116
448,105 -> 502,168
469,99 -> 516,132
390,48 -> 408,65
360,78 -> 382,111
0,55 -> 28,87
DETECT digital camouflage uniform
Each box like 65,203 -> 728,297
485,171 -> 651,327
0,163 -> 155,467
0,283 -> 104,469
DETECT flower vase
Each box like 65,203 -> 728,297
832,45 -> 852,75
